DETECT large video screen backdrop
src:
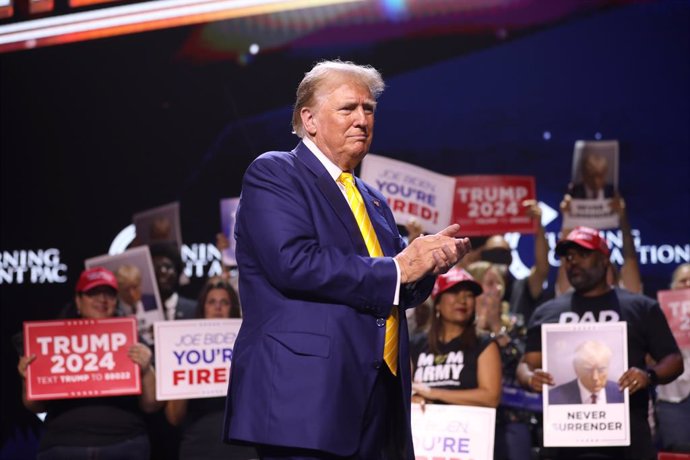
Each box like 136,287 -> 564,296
1,0 -> 688,453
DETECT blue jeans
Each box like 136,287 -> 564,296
494,422 -> 532,460
656,397 -> 690,452
37,434 -> 149,460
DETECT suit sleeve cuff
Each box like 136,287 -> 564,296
393,258 -> 401,306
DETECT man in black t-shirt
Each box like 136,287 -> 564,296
516,226 -> 683,460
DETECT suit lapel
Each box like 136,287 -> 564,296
356,177 -> 397,257
294,143 -> 369,255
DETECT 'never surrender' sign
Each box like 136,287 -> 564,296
154,318 -> 241,400
23,317 -> 140,400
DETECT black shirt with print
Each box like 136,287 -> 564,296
525,287 -> 680,460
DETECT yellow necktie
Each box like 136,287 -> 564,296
338,172 -> 399,375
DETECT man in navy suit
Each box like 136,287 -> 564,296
549,340 -> 624,404
223,60 -> 471,460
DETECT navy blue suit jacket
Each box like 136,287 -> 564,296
223,142 -> 433,457
549,379 -> 624,404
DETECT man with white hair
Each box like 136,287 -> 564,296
223,59 -> 471,460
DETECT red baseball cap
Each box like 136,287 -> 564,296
432,267 -> 483,299
555,226 -> 610,257
75,267 -> 119,294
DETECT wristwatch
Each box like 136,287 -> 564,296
646,368 -> 658,387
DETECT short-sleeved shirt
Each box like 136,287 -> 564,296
526,287 -> 680,459
410,333 -> 493,393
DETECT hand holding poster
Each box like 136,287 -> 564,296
411,404 -> 495,460
657,288 -> 690,348
452,175 -> 536,236
23,317 -> 140,400
155,318 -> 241,400
359,154 -> 456,234
542,322 -> 629,447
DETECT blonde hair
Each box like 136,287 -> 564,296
115,264 -> 142,287
291,60 -> 385,138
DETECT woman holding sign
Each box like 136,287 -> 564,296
655,263 -> 690,453
165,277 -> 257,460
410,267 -> 502,408
17,267 -> 162,460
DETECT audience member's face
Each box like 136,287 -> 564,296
76,286 -> 118,319
204,288 -> 232,319
475,268 -> 503,330
306,75 -> 375,171
582,155 -> 608,192
153,255 -> 177,298
563,246 -> 607,293
480,267 -> 504,300
574,352 -> 610,394
437,285 -> 476,327
672,265 -> 690,290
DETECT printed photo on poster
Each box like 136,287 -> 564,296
85,247 -> 164,346
132,201 -> 183,249
542,322 -> 629,447
154,318 -> 241,400
23,317 -> 140,400
563,140 -> 620,230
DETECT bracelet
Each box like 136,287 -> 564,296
489,326 -> 508,339
646,368 -> 658,387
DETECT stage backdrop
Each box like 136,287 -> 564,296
1,0 -> 688,455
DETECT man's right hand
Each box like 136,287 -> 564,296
394,224 -> 471,284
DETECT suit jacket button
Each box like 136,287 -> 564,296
376,318 -> 385,327
374,360 -> 382,369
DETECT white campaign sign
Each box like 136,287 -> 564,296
562,198 -> 619,230
154,319 -> 241,400
411,403 -> 496,460
542,322 -> 630,447
360,154 -> 456,234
